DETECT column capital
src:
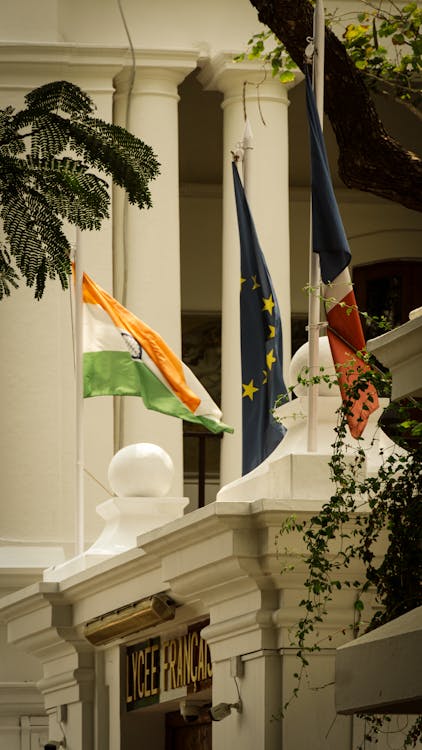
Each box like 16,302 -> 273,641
199,51 -> 302,104
202,597 -> 279,662
114,49 -> 198,96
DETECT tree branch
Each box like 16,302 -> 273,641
248,0 -> 422,212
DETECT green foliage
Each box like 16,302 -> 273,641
0,80 -> 160,300
235,31 -> 297,83
276,364 -> 421,747
403,715 -> 422,747
237,2 -> 421,111
342,3 -> 422,109
0,245 -> 19,298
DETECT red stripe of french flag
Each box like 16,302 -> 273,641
305,70 -> 379,438
324,269 -> 379,438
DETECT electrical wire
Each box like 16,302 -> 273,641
115,0 -> 137,452
115,0 -> 136,308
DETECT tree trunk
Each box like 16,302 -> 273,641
249,0 -> 422,212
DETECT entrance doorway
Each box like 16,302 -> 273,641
165,710 -> 212,750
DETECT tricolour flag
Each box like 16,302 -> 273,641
305,71 -> 378,437
81,270 -> 232,434
232,162 -> 288,475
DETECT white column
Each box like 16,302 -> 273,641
0,53 -> 121,553
199,55 -> 294,485
202,591 -> 283,750
113,53 -> 197,496
2,585 -> 96,750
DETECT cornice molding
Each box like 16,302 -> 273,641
0,682 -> 43,716
0,43 -> 198,68
0,45 -> 198,93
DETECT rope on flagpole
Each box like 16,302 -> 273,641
306,0 -> 325,453
241,118 -> 253,198
231,120 -> 253,198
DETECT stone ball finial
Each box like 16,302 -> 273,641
288,336 -> 340,397
108,443 -> 174,498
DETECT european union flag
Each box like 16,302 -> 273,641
232,162 -> 288,475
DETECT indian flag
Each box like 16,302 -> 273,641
81,271 -> 232,435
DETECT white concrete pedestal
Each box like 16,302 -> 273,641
88,496 -> 189,556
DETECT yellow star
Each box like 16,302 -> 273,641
262,294 -> 275,315
268,325 -> 276,339
266,349 -> 277,371
262,369 -> 268,385
251,275 -> 261,290
242,379 -> 259,401
240,276 -> 246,289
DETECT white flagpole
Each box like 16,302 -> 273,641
307,0 -> 325,452
241,117 -> 253,199
74,229 -> 85,556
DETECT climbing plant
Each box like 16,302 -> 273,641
276,363 -> 422,747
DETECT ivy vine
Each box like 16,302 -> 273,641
276,362 -> 422,747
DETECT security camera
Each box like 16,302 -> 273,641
209,701 -> 242,722
179,700 -> 202,723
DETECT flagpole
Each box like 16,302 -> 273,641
74,229 -> 85,556
307,0 -> 325,452
241,117 -> 253,199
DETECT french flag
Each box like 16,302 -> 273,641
305,71 -> 378,438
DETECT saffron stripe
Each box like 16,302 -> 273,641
82,271 -> 200,413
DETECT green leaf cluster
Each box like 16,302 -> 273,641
234,31 -> 296,83
0,81 -> 160,300
237,2 -> 421,110
276,364 -> 421,747
342,3 -> 421,107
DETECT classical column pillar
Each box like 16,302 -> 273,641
202,590 -> 283,750
1,583 -> 96,750
199,55 -> 294,485
0,52 -> 121,552
113,53 -> 197,496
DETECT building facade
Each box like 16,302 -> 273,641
0,1 -> 421,748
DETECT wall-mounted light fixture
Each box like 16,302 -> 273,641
84,593 -> 175,646
180,699 -> 242,723
209,701 -> 242,721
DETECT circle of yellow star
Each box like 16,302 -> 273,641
262,294 -> 275,315
242,379 -> 259,400
266,349 -> 277,371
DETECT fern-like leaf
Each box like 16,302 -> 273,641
0,245 -> 19,299
24,80 -> 94,118
67,117 -> 159,209
0,80 -> 160,299
26,155 -> 110,228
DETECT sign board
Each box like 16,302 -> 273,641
126,637 -> 161,710
124,622 -> 212,711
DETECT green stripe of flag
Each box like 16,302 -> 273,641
84,351 -> 232,434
